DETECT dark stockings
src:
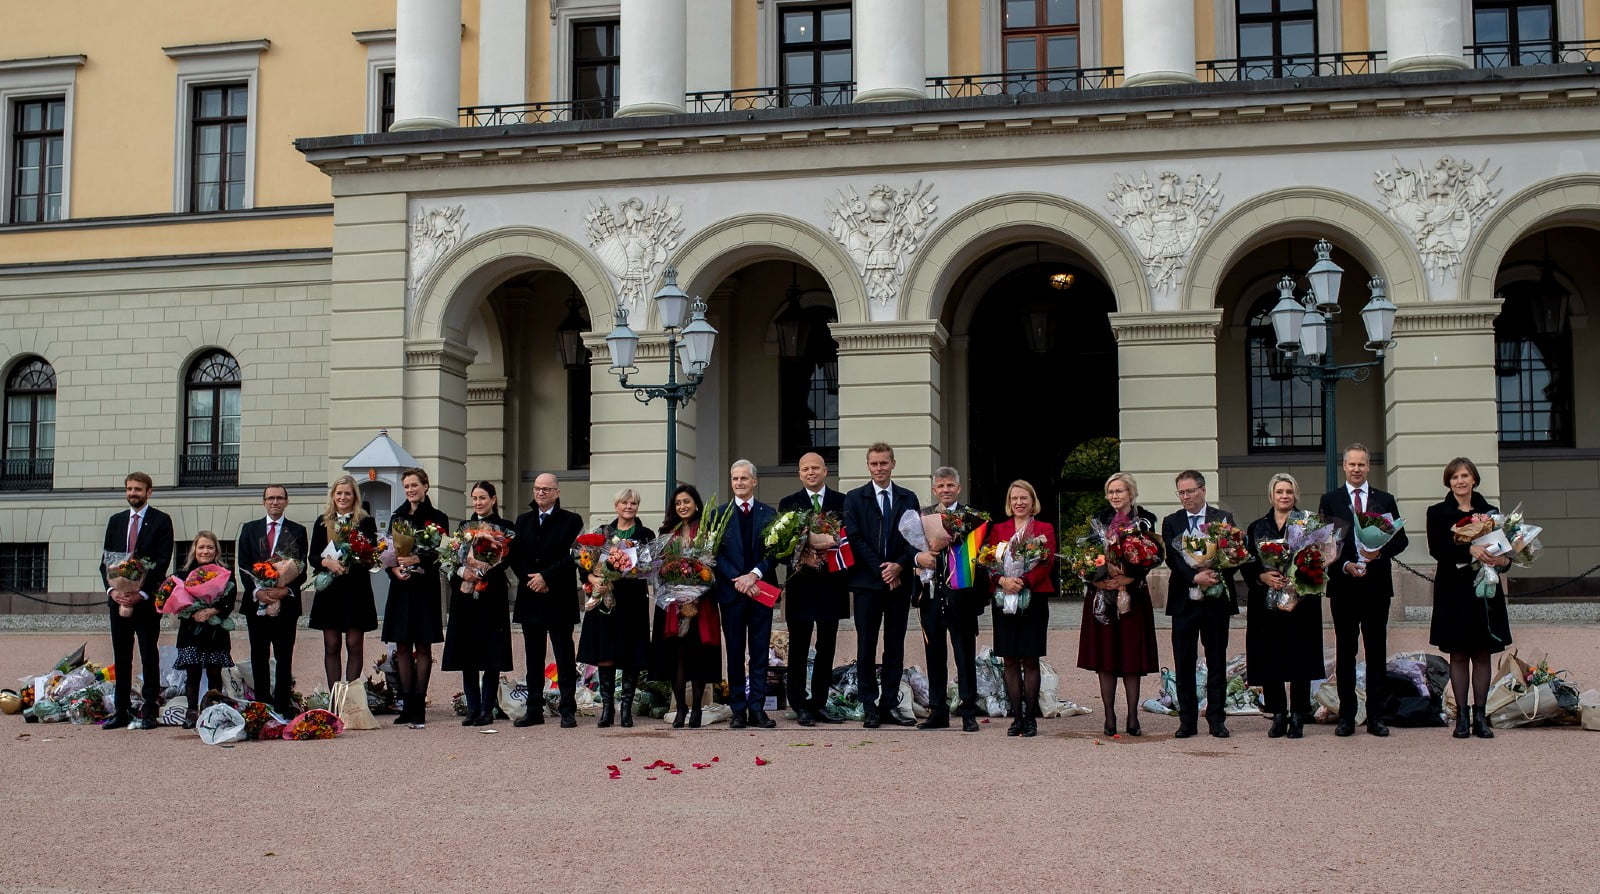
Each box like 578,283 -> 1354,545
322,629 -> 365,687
461,670 -> 498,718
1003,657 -> 1041,715
1450,650 -> 1493,710
394,643 -> 434,709
183,665 -> 224,708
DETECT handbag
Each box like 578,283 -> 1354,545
329,679 -> 378,730
497,675 -> 531,722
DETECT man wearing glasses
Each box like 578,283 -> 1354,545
1161,470 -> 1238,738
511,474 -> 584,727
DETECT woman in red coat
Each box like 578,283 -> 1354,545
985,479 -> 1057,737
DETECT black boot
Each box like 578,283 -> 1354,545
1006,698 -> 1024,737
462,678 -> 481,727
1453,707 -> 1471,739
596,667 -> 615,728
672,684 -> 687,728
409,692 -> 426,728
619,673 -> 637,728
393,694 -> 412,724
1287,712 -> 1305,739
688,681 -> 704,728
1268,713 -> 1289,738
1471,705 -> 1495,739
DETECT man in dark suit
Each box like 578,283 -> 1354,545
911,466 -> 985,732
99,471 -> 173,729
717,459 -> 779,729
1161,470 -> 1239,738
776,452 -> 849,726
235,484 -> 309,717
510,472 -> 584,728
1318,442 -> 1410,737
842,441 -> 920,729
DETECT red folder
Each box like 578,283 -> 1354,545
752,580 -> 782,608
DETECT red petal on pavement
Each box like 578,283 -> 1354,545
646,776 -> 657,780
754,756 -> 768,766
621,757 -> 631,762
711,756 -> 719,762
669,769 -> 683,775
606,765 -> 619,771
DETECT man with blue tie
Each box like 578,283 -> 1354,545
716,459 -> 779,729
842,442 -> 920,728
100,472 -> 174,730
1161,470 -> 1238,738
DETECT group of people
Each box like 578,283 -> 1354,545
95,440 -> 1512,740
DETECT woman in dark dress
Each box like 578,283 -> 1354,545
1078,471 -> 1162,737
307,474 -> 380,687
1242,472 -> 1325,739
1427,456 -> 1513,739
171,531 -> 235,729
441,481 -> 515,727
650,485 -> 722,728
384,466 -> 450,728
577,487 -> 656,728
986,480 -> 1057,738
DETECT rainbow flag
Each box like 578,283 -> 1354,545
946,522 -> 987,589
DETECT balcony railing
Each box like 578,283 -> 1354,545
1199,50 -> 1383,82
685,81 -> 855,113
1469,39 -> 1600,69
179,452 -> 239,488
459,98 -> 616,127
0,457 -> 53,491
928,66 -> 1124,99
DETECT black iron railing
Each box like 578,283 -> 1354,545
927,66 -> 1124,98
686,81 -> 855,113
0,457 -> 52,491
459,98 -> 616,126
179,452 -> 239,488
1199,51 -> 1383,82
1469,39 -> 1600,68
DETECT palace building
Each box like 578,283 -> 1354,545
2,1 -> 1597,607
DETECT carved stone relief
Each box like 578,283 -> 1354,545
1105,170 -> 1222,293
585,196 -> 684,315
407,204 -> 470,316
1374,156 -> 1502,282
826,181 -> 938,308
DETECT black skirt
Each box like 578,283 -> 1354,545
441,577 -> 514,672
649,594 -> 723,682
307,515 -> 380,633
576,581 -> 651,668
1427,499 -> 1514,654
991,592 -> 1049,657
1243,512 -> 1327,684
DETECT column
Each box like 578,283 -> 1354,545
478,0 -> 529,107
402,338 -> 474,518
1122,0 -> 1198,87
832,321 -> 945,489
1385,0 -> 1468,73
686,0 -> 733,94
618,0 -> 687,117
466,376 -> 510,498
390,0 -> 462,131
854,0 -> 927,103
1109,310 -> 1223,510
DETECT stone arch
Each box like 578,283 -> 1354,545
411,226 -> 616,342
670,213 -> 866,326
1184,187 -> 1426,310
1460,174 -> 1600,303
901,193 -> 1149,321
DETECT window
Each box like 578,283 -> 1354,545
779,4 -> 852,107
778,306 -> 840,464
1003,0 -> 1080,92
380,70 -> 396,131
181,350 -> 241,487
1495,281 -> 1572,445
164,40 -> 264,213
2,357 -> 55,490
1473,2 -> 1557,67
10,97 -> 65,223
190,84 -> 248,213
1245,295 -> 1321,451
572,19 -> 620,119
0,543 -> 48,592
1236,0 -> 1318,79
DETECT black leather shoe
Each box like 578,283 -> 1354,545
1366,719 -> 1390,737
514,711 -> 544,727
596,700 -> 614,729
1268,713 -> 1289,738
1335,719 -> 1356,736
687,708 -> 702,728
862,705 -> 881,728
794,707 -> 817,727
750,710 -> 777,729
729,711 -> 747,730
672,707 -> 687,729
812,705 -> 844,724
1471,706 -> 1495,739
558,712 -> 577,728
1125,719 -> 1142,737
102,714 -> 132,730
1287,713 -> 1304,739
882,711 -> 916,727
181,710 -> 199,730
1021,715 -> 1038,737
1208,721 -> 1230,739
918,713 -> 950,730
1453,712 -> 1471,739
961,716 -> 980,732
1174,724 -> 1197,739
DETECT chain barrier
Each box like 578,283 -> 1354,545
1393,558 -> 1600,597
2,587 -> 103,609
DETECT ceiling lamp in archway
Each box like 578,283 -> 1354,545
775,265 -> 811,360
556,289 -> 591,370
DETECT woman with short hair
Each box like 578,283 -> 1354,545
1242,472 -> 1325,739
577,487 -> 656,728
1077,471 -> 1162,737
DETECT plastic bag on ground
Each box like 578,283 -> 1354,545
1579,689 -> 1600,731
1315,675 -> 1367,725
498,676 -> 532,722
1037,659 -> 1092,717
902,666 -> 931,708
159,696 -> 190,727
197,703 -> 247,745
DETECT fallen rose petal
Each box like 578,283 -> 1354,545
754,756 -> 768,766
646,776 -> 657,780
669,769 -> 683,775
711,756 -> 719,762
621,757 -> 631,762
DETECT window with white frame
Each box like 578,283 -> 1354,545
163,40 -> 265,214
0,54 -> 81,224
354,29 -> 396,133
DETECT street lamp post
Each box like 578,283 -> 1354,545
603,268 -> 719,507
1269,239 -> 1398,493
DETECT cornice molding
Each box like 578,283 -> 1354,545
467,376 -> 510,404
404,338 -> 476,376
831,320 -> 949,354
1108,310 -> 1224,345
163,39 -> 271,59
1392,300 -> 1502,334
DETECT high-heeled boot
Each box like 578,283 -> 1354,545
672,684 -> 688,728
1006,696 -> 1025,737
619,673 -> 637,728
688,681 -> 704,728
1453,706 -> 1471,738
1471,705 -> 1495,739
596,667 -> 616,728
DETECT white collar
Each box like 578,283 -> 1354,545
806,487 -> 825,499
1348,483 -> 1367,496
129,507 -> 145,519
875,484 -> 893,496
1189,506 -> 1208,517
942,502 -> 959,512
265,515 -> 284,526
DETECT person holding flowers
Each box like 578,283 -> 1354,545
1242,473 -> 1326,739
984,479 -> 1056,737
1077,472 -> 1161,737
650,485 -> 722,728
1161,470 -> 1241,739
307,475 -> 381,688
577,488 -> 656,728
99,471 -> 174,730
441,481 -> 515,727
236,484 -> 308,717
384,467 -> 450,728
1426,457 -> 1513,739
776,452 -> 851,727
166,531 -> 236,729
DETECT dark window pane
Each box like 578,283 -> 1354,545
1006,37 -> 1036,71
1047,35 -> 1078,69
1238,21 -> 1274,56
784,10 -> 814,43
784,52 -> 815,84
820,7 -> 850,40
1517,5 -> 1554,41
1046,0 -> 1078,25
1280,19 -> 1316,56
1238,0 -> 1273,14
227,86 -> 248,116
47,100 -> 65,130
1281,0 -> 1315,11
1006,0 -> 1037,28
820,48 -> 850,82
21,103 -> 42,131
1475,9 -> 1509,43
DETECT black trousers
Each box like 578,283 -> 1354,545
920,599 -> 979,717
1262,679 -> 1313,716
854,588 -> 910,709
246,611 -> 298,709
1331,594 -> 1389,722
523,622 -> 576,714
108,602 -> 160,719
787,617 -> 839,710
1171,609 -> 1230,726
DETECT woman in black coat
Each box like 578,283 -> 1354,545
441,481 -> 515,727
650,485 -> 722,728
1427,457 -> 1513,739
1242,472 -> 1326,739
577,487 -> 655,728
171,531 -> 236,729
383,467 -> 451,728
307,474 -> 380,687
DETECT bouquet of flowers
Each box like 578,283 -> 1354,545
313,518 -> 378,593
1454,505 -> 1543,598
386,519 -> 445,579
440,524 -> 515,597
156,563 -> 236,630
1085,517 -> 1162,623
574,532 -> 648,613
1352,510 -> 1406,555
1281,512 -> 1342,606
653,536 -> 717,637
1058,539 -> 1106,591
103,552 -> 153,618
1253,538 -> 1293,610
243,552 -> 303,617
282,708 -> 344,740
760,510 -> 811,562
976,533 -> 1052,615
1172,520 -> 1251,599
938,507 -> 991,541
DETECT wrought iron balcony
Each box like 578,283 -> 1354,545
0,457 -> 52,491
1200,51 -> 1383,82
1469,38 -> 1600,69
178,452 -> 239,488
927,66 -> 1123,99
685,81 -> 855,113
459,98 -> 616,127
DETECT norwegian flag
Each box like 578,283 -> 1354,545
825,525 -> 855,572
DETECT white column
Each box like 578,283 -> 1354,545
1122,0 -> 1198,87
478,0 -> 529,107
618,0 -> 687,117
686,0 -> 732,94
1386,0 -> 1468,72
390,0 -> 462,131
854,0 -> 926,103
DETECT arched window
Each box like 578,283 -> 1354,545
1495,280 -> 1572,445
1246,294 -> 1321,451
778,304 -> 840,464
2,357 -> 55,490
181,350 -> 241,487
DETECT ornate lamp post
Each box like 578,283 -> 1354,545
1269,239 -> 1398,492
603,268 -> 718,506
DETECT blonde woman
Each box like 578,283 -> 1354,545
576,487 -> 656,728
1077,472 -> 1162,737
1242,473 -> 1325,739
307,475 -> 380,687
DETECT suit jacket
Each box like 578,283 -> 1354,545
236,516 -> 310,618
715,499 -> 778,608
843,481 -> 920,595
920,502 -> 987,616
510,500 -> 585,627
1162,505 -> 1240,617
777,487 -> 851,622
1317,484 -> 1409,601
100,506 -> 174,604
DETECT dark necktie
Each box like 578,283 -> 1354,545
539,511 -> 549,527
1352,488 -> 1365,516
267,520 -> 279,555
879,489 -> 891,554
1188,515 -> 1201,534
127,512 -> 140,551
740,502 -> 754,562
